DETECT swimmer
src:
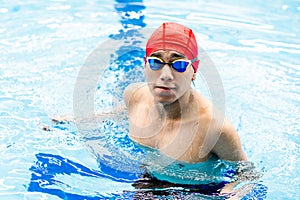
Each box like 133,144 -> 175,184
123,22 -> 247,194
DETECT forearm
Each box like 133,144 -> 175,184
50,103 -> 127,124
220,161 -> 262,198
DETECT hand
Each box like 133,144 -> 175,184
51,114 -> 74,124
220,181 -> 238,199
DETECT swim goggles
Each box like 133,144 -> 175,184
146,57 -> 197,73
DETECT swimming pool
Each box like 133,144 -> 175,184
0,0 -> 299,199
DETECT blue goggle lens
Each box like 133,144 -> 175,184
147,57 -> 191,73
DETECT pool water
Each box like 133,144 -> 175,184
0,0 -> 299,199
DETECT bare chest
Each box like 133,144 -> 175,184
129,112 -> 210,163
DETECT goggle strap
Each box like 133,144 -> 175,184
191,57 -> 198,63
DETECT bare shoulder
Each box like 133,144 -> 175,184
191,90 -> 214,119
212,118 -> 247,161
192,90 -> 227,129
123,82 -> 148,107
191,90 -> 247,161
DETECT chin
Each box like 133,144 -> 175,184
155,97 -> 177,105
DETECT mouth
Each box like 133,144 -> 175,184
155,86 -> 175,90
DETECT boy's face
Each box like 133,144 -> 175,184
144,50 -> 195,105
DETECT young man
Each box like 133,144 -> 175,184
124,22 -> 247,164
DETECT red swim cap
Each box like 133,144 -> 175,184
146,22 -> 199,72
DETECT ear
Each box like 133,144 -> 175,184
192,73 -> 196,81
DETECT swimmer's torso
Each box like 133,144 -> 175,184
127,83 -> 221,163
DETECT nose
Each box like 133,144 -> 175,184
159,64 -> 174,82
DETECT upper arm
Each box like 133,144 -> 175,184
212,119 -> 247,161
123,82 -> 146,108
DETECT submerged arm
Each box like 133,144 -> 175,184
212,119 -> 262,197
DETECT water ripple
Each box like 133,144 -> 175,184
187,13 -> 274,31
239,39 -> 300,53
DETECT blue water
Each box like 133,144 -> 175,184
0,0 -> 299,199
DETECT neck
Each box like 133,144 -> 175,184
156,90 -> 193,120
